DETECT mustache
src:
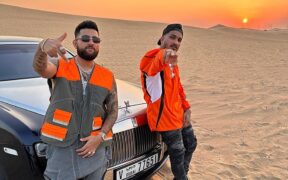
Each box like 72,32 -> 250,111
85,45 -> 95,50
169,44 -> 178,50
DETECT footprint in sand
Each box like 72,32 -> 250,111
202,144 -> 215,151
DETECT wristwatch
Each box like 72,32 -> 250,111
100,131 -> 106,141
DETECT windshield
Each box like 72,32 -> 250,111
0,43 -> 73,81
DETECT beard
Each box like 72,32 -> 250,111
77,45 -> 99,61
167,44 -> 178,51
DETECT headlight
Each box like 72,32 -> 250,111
34,142 -> 47,157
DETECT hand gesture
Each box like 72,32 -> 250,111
76,135 -> 102,158
183,108 -> 192,128
164,49 -> 178,66
41,33 -> 68,61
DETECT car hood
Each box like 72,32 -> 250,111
0,78 -> 146,120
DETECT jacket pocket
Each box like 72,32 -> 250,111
52,109 -> 72,126
41,122 -> 68,141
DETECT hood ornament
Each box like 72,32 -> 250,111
124,100 -> 131,114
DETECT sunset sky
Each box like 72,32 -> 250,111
1,0 -> 287,29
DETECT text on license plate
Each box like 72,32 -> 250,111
116,153 -> 159,180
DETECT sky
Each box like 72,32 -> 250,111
0,0 -> 287,29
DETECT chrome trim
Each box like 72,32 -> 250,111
34,143 -> 48,157
108,143 -> 162,170
112,118 -> 135,134
0,41 -> 40,45
0,96 -> 46,115
108,125 -> 159,167
0,36 -> 42,43
104,152 -> 169,180
104,139 -> 168,179
3,147 -> 18,156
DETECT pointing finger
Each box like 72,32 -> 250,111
57,32 -> 67,42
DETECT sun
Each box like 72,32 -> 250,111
242,18 -> 248,24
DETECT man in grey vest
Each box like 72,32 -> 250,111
33,20 -> 118,180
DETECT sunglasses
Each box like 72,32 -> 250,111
77,35 -> 101,43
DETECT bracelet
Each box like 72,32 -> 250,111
40,38 -> 49,52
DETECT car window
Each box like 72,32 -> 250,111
0,44 -> 74,81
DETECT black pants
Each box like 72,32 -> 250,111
161,124 -> 197,180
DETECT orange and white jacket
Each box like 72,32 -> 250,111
140,48 -> 190,132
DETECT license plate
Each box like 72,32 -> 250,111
116,153 -> 159,180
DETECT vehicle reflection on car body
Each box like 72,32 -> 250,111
0,36 -> 168,180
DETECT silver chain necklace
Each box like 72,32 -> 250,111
75,57 -> 94,81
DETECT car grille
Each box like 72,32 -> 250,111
108,125 -> 158,167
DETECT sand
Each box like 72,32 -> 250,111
1,4 -> 288,179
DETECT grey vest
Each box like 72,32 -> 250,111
41,59 -> 114,147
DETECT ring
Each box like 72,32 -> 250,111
59,46 -> 65,51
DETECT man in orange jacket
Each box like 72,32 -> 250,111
140,24 -> 197,180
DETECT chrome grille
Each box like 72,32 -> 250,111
108,125 -> 158,167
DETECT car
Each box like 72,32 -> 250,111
0,36 -> 168,180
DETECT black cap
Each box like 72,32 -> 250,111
157,23 -> 183,45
